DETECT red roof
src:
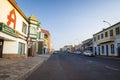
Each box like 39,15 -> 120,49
41,29 -> 50,36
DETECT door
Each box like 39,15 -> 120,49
38,42 -> 43,54
0,39 -> 3,58
118,46 -> 120,57
98,46 -> 100,55
28,47 -> 32,56
106,45 -> 108,56
117,43 -> 120,57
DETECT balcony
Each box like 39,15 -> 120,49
95,36 -> 115,44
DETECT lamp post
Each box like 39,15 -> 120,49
103,20 -> 111,26
73,39 -> 79,53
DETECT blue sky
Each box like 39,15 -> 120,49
16,0 -> 120,50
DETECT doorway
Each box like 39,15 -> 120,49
0,39 -> 4,58
28,47 -> 32,56
98,46 -> 100,55
106,45 -> 108,56
38,42 -> 43,54
118,45 -> 120,57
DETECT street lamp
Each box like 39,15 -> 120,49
103,20 -> 111,26
73,39 -> 79,53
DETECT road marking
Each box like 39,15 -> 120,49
105,66 -> 120,71
87,60 -> 94,63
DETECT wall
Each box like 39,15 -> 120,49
3,41 -> 18,54
0,0 -> 28,35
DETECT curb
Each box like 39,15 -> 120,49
96,55 -> 120,60
16,60 -> 45,80
16,54 -> 52,80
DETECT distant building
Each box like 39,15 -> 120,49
82,38 -> 93,52
62,45 -> 73,52
77,44 -> 82,52
41,29 -> 51,54
93,22 -> 120,57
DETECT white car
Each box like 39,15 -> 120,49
76,51 -> 81,54
83,51 -> 94,57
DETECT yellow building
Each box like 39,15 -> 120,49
41,29 -> 51,54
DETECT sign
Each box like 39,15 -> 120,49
7,9 -> 16,29
0,23 -> 17,37
28,37 -> 32,42
28,42 -> 32,48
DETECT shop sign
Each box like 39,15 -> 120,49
7,9 -> 16,29
0,23 -> 17,37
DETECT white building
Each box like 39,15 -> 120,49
28,14 -> 44,56
93,22 -> 120,57
62,45 -> 73,52
0,0 -> 28,59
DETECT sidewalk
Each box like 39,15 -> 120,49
0,54 -> 51,80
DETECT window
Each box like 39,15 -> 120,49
44,34 -> 48,39
110,30 -> 113,36
102,46 -> 104,54
111,44 -> 114,54
101,33 -> 104,39
30,27 -> 36,34
94,37 -> 96,41
98,35 -> 100,40
116,27 -> 120,35
38,32 -> 41,39
105,32 -> 108,37
22,22 -> 27,34
18,42 -> 25,55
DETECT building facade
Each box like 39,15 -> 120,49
93,22 -> 120,57
62,45 -> 73,53
41,29 -> 51,54
82,38 -> 93,52
28,14 -> 42,56
0,0 -> 28,59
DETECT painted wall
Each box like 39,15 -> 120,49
93,42 -> 118,56
0,0 -> 28,35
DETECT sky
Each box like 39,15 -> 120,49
15,0 -> 120,50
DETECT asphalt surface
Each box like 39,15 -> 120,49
26,52 -> 120,80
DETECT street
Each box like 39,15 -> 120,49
26,52 -> 120,80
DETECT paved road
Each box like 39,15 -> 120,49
26,52 -> 120,80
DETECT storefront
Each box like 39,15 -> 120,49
0,0 -> 28,59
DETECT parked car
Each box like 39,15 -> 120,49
76,51 -> 81,54
83,51 -> 94,57
53,51 -> 59,54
